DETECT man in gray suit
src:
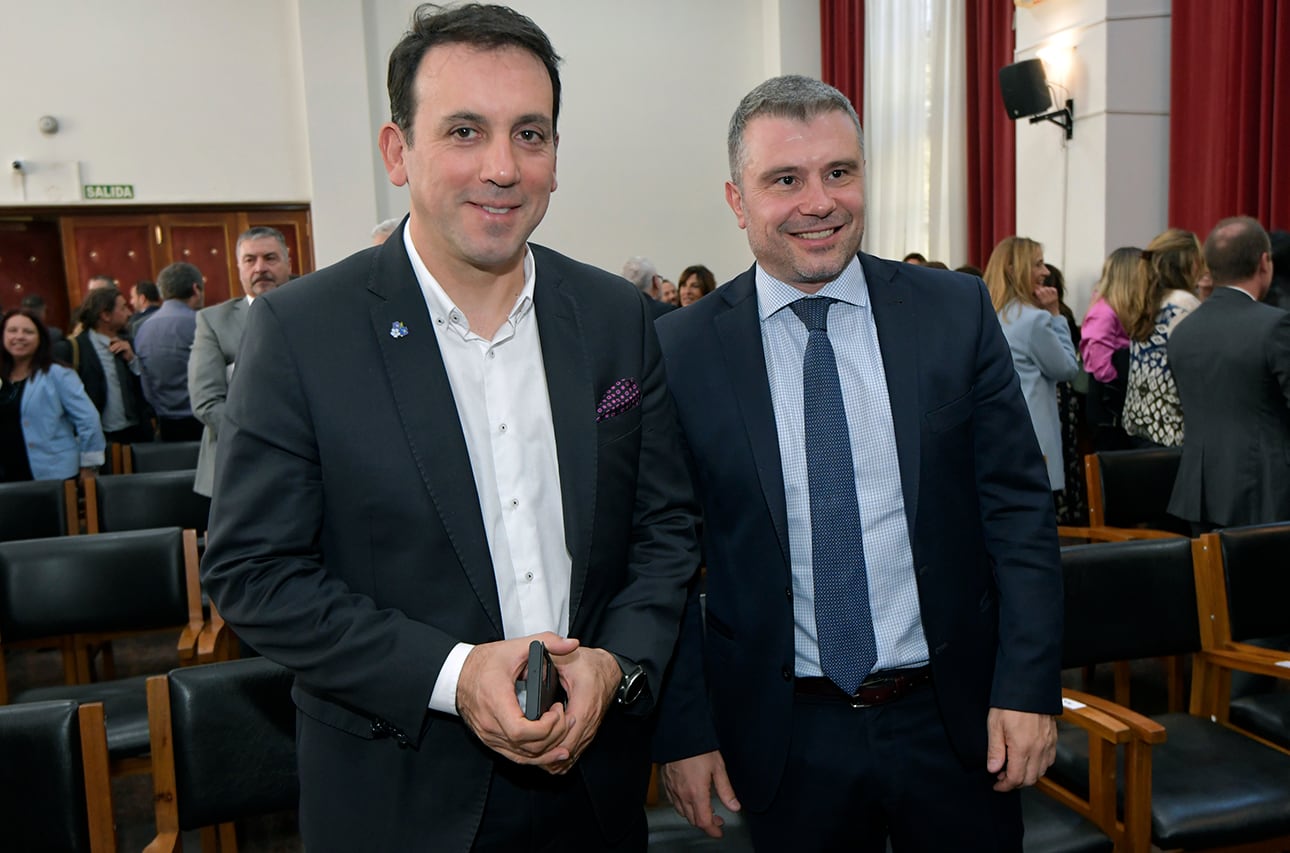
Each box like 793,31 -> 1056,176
187,226 -> 292,496
1168,216 -> 1290,529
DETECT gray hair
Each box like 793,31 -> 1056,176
727,75 -> 864,185
620,256 -> 658,293
372,217 -> 402,240
235,226 -> 289,257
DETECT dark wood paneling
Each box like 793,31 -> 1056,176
161,214 -> 237,305
60,216 -> 162,309
0,221 -> 71,330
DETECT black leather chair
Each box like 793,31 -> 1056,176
0,527 -> 205,776
1048,538 -> 1290,853
0,700 -> 115,852
125,442 -> 201,474
1083,448 -> 1189,537
0,479 -> 78,541
145,657 -> 298,852
85,470 -> 210,535
1192,524 -> 1290,751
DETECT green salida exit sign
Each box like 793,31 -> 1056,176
83,184 -> 135,200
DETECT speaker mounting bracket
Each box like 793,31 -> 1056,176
1029,99 -> 1074,140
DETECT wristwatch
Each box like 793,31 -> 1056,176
611,653 -> 647,707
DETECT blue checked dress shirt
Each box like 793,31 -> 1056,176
756,257 -> 929,679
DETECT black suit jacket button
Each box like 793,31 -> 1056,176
785,587 -> 793,601
781,666 -> 792,681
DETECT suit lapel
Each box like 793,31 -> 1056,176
532,257 -> 596,629
861,253 -> 921,528
366,232 -> 504,637
714,272 -> 791,567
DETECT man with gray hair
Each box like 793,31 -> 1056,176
652,74 -> 1062,851
188,226 -> 292,494
371,217 -> 402,246
621,256 -> 675,319
135,262 -> 205,442
1168,216 -> 1290,529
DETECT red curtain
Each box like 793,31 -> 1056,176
964,1 -> 1016,268
820,0 -> 864,122
1169,0 -> 1290,236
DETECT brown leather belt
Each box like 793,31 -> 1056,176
793,666 -> 932,708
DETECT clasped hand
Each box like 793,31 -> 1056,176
456,632 -> 620,774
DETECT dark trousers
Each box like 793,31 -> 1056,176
104,422 -> 155,445
472,761 -> 646,853
158,416 -> 204,442
744,683 -> 1022,853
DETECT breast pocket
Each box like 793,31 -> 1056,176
925,387 -> 974,433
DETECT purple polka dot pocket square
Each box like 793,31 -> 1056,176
596,377 -> 641,423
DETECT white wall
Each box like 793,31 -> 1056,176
1014,0 -> 1171,318
0,1 -> 311,206
364,0 -> 820,283
0,2 -> 821,279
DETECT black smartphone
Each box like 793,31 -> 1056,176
524,640 -> 559,721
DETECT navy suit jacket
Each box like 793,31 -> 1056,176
651,254 -> 1063,811
201,226 -> 700,851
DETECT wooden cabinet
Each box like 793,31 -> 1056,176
0,205 -> 313,323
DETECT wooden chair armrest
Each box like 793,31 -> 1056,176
1200,647 -> 1290,680
1057,695 -> 1132,743
197,599 -> 231,663
1058,525 -> 1185,542
1061,689 -> 1167,744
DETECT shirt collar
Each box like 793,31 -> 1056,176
402,225 -> 536,337
755,255 -> 868,322
88,329 -> 113,347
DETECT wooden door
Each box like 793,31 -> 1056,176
239,209 -> 314,276
159,213 -> 238,305
0,220 -> 71,331
60,215 -> 163,308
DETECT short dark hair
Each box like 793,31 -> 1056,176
157,262 -> 203,300
387,3 -> 562,146
235,226 -> 289,257
728,75 -> 863,185
903,252 -> 927,264
1204,216 -> 1271,286
134,280 -> 160,303
2,309 -> 55,377
79,287 -> 124,330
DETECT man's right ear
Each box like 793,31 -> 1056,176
379,123 -> 409,188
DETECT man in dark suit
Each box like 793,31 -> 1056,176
199,5 -> 698,852
1168,216 -> 1290,529
651,76 -> 1062,851
54,286 -> 153,445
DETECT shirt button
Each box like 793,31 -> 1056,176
524,571 -> 534,582
488,351 -> 496,359
509,498 -> 519,508
499,423 -> 507,433
435,317 -> 445,326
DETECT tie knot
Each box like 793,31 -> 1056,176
790,297 -> 836,333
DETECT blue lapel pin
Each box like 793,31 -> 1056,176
390,321 -> 409,339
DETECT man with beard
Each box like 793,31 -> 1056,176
652,75 -> 1062,852
187,226 -> 291,496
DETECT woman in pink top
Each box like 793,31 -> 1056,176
1081,248 -> 1148,450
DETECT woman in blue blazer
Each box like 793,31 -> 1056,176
984,238 -> 1079,492
1,309 -> 105,481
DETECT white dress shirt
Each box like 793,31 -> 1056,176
402,227 -> 572,715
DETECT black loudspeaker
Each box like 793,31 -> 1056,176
999,59 -> 1052,119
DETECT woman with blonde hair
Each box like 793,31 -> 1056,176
984,236 -> 1079,492
1080,248 -> 1148,449
1122,229 -> 1205,446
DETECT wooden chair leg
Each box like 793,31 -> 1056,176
1113,661 -> 1132,707
217,822 -> 238,852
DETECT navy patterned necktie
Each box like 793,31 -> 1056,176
789,297 -> 877,695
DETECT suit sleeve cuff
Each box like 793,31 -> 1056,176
427,642 -> 474,716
